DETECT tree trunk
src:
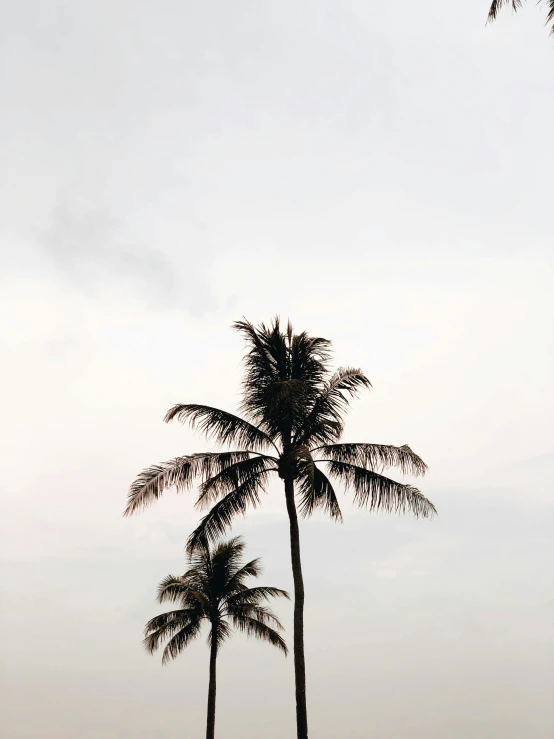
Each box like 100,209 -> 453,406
206,625 -> 218,739
284,477 -> 309,739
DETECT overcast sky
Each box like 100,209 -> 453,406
1,1 -> 553,738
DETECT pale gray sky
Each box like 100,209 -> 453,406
1,1 -> 553,738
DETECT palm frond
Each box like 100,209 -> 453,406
156,575 -> 188,604
210,535 -> 247,564
234,318 -> 286,382
326,367 -> 372,396
224,586 -> 290,608
548,0 -> 554,27
124,451 -> 251,516
164,403 -> 276,451
234,318 -> 288,430
144,609 -> 190,639
156,575 -> 211,612
290,332 -> 332,385
186,471 -> 270,553
228,603 -> 286,631
295,367 -> 371,446
207,620 -> 232,652
231,614 -> 288,655
143,610 -> 201,659
488,0 -> 522,22
196,455 -> 277,509
224,558 -> 263,594
297,463 -> 343,522
326,460 -> 436,518
488,0 -> 554,33
160,619 -> 203,664
314,443 -> 427,477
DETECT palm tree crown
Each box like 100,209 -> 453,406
488,0 -> 554,34
125,318 -> 435,549
144,536 -> 289,663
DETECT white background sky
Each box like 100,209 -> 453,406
1,1 -> 553,737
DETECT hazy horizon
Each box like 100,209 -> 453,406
1,1 -> 553,737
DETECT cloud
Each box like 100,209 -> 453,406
37,196 -> 174,293
35,194 -> 217,315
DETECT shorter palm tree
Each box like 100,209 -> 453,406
144,536 -> 289,739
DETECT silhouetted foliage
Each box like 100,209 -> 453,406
144,536 -> 288,739
488,0 -> 554,34
128,318 -> 434,739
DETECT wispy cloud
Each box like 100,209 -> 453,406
37,196 -> 175,296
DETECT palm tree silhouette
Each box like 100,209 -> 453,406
127,318 -> 435,739
488,0 -> 554,34
144,536 -> 288,739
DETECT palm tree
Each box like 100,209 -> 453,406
488,0 -> 554,34
126,318 -> 436,739
144,536 -> 288,739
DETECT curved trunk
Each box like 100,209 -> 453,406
206,625 -> 217,739
284,477 -> 308,739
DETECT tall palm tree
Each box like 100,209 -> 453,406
144,536 -> 288,739
488,0 -> 554,34
126,318 -> 436,739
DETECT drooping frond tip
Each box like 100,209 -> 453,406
488,0 -> 523,23
488,0 -> 554,34
143,613 -> 202,664
326,461 -> 436,519
230,610 -> 288,655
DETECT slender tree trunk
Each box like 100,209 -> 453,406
206,625 -> 217,739
284,477 -> 308,739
